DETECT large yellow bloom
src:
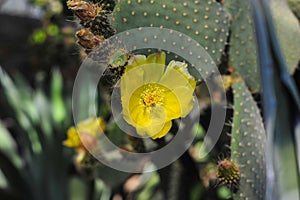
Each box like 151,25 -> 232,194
120,52 -> 196,139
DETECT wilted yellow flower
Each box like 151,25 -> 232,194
67,0 -> 99,22
120,52 -> 196,139
76,28 -> 103,50
63,117 -> 106,149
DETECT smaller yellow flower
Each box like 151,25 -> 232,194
63,117 -> 106,149
63,127 -> 81,148
121,52 -> 196,139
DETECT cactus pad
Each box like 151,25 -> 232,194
111,0 -> 230,63
231,80 -> 266,200
288,0 -> 300,20
270,0 -> 300,74
225,0 -> 260,92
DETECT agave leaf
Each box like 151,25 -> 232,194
51,69 -> 66,124
0,68 -> 26,115
69,177 -> 89,200
0,151 -> 31,198
0,121 -> 22,168
93,179 -> 109,200
136,173 -> 161,200
33,89 -> 52,140
13,73 -> 39,123
0,68 -> 42,154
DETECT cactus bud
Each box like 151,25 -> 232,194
217,159 -> 240,187
108,49 -> 131,76
75,28 -> 103,49
67,0 -> 100,22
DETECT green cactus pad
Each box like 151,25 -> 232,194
288,0 -> 300,20
111,0 -> 230,64
270,0 -> 300,74
231,80 -> 266,200
225,0 -> 260,93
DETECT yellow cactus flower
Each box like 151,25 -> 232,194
63,127 -> 81,148
120,52 -> 196,139
63,117 -> 106,149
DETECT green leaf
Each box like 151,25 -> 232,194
51,69 -> 66,124
13,74 -> 39,123
0,169 -> 8,188
34,89 -> 52,139
137,173 -> 161,200
0,68 -> 42,154
0,121 -> 22,168
0,151 -> 31,197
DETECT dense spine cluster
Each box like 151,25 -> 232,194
67,0 -> 116,49
217,158 -> 240,188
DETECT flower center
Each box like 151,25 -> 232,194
140,84 -> 165,107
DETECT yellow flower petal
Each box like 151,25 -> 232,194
146,51 -> 166,65
77,117 -> 105,137
121,66 -> 145,100
172,86 -> 195,117
149,104 -> 167,120
97,118 -> 106,132
159,62 -> 194,91
63,117 -> 106,149
63,127 -> 81,148
121,64 -> 165,98
129,103 -> 151,126
124,55 -> 147,72
151,121 -> 172,139
135,115 -> 169,138
131,104 -> 167,137
163,91 -> 181,120
141,64 -> 165,84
